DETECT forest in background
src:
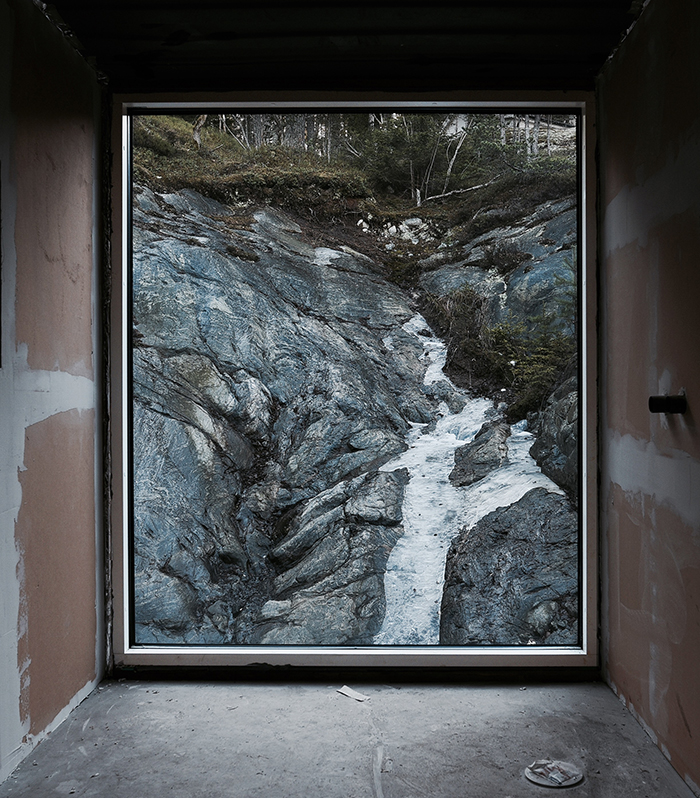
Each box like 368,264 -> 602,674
133,111 -> 576,214
132,111 -> 578,420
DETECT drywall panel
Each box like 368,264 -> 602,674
0,0 -> 102,784
15,410 -> 97,736
598,0 -> 700,792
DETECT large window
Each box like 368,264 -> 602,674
112,100 -> 597,667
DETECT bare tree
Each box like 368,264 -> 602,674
192,114 -> 207,149
531,114 -> 541,157
287,114 -> 305,150
524,114 -> 531,159
230,115 -> 251,149
306,115 -> 319,154
440,121 -> 470,196
250,114 -> 264,148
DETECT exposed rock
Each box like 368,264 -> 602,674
422,379 -> 469,414
529,376 -> 578,500
131,186 -> 436,645
502,250 -> 575,333
440,488 -> 578,645
420,264 -> 506,322
417,195 -> 579,505
449,420 -> 511,486
381,216 -> 435,245
419,196 -> 577,334
244,469 -> 410,645
130,183 -> 581,648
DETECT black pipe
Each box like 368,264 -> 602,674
648,394 -> 687,414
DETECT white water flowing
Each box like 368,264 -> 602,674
373,314 -> 562,646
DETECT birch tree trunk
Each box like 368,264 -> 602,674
442,129 -> 468,195
305,115 -> 317,154
524,114 -> 530,159
250,114 -> 264,149
531,114 -> 541,156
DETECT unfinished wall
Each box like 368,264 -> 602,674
0,0 -> 103,783
598,0 -> 700,792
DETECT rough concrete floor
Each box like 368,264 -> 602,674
1,680 -> 694,798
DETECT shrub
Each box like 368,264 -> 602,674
506,324 -> 576,421
482,241 -> 532,277
421,286 -> 576,420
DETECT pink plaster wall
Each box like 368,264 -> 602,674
12,0 -> 97,380
16,411 -> 97,736
598,0 -> 700,790
3,0 -> 102,769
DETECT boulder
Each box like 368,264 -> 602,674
529,376 -> 578,500
440,487 -> 578,645
449,420 -> 511,486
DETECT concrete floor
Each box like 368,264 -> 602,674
1,680 -> 694,798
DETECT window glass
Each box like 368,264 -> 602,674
129,111 -> 581,648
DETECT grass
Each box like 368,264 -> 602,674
132,115 -> 374,221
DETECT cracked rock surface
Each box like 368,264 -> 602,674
419,196 -> 577,333
529,375 -> 579,500
449,420 -> 512,487
132,187 -> 433,644
440,487 -> 578,645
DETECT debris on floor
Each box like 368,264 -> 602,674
525,759 -> 584,788
337,685 -> 370,702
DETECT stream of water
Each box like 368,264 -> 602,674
373,314 -> 562,646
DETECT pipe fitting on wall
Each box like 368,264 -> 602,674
648,392 -> 687,414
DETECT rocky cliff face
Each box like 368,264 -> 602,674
132,186 -> 435,644
419,196 -> 577,334
440,488 -> 578,645
529,375 -> 579,500
418,195 -> 579,500
131,184 -> 581,648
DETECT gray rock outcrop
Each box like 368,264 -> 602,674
131,186 -> 436,645
246,469 -> 409,645
529,376 -> 578,499
420,196 -> 577,334
449,420 -> 511,486
440,488 -> 578,645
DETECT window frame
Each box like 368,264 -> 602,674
110,94 -> 598,669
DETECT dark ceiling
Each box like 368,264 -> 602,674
47,1 -> 641,94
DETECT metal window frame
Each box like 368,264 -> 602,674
110,92 -> 598,669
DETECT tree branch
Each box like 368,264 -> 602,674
423,175 -> 501,203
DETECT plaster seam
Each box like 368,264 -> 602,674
606,665 -> 700,798
605,431 -> 700,534
603,127 -> 700,255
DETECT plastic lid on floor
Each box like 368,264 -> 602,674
525,759 -> 584,788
